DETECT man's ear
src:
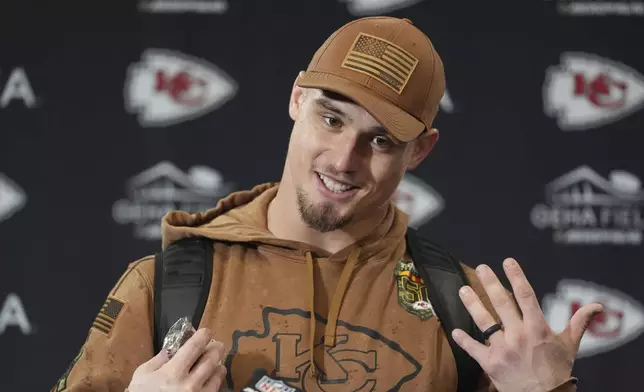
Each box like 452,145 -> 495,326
289,71 -> 306,121
407,128 -> 439,169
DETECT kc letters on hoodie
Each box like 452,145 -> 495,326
51,183 -> 575,392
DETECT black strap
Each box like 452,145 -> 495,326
153,237 -> 214,354
405,227 -> 484,392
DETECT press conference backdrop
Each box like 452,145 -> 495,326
1,0 -> 643,391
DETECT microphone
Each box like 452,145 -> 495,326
240,368 -> 303,392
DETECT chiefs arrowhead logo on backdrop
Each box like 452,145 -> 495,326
392,173 -> 444,228
440,89 -> 455,113
340,0 -> 424,15
124,49 -> 238,127
0,173 -> 26,223
543,279 -> 644,358
543,52 -> 644,131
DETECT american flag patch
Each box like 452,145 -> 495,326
341,33 -> 419,94
92,296 -> 125,335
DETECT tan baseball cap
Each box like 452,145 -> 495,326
297,16 -> 445,142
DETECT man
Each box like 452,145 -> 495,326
52,16 -> 601,392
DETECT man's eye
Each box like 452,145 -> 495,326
372,136 -> 393,149
323,115 -> 342,128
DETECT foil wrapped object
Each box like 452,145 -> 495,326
162,317 -> 196,359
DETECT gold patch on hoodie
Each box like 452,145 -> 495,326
51,348 -> 83,392
394,260 -> 435,321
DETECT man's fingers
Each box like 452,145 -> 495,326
564,302 -> 604,349
188,340 -> 226,387
137,349 -> 169,374
203,364 -> 227,391
459,285 -> 504,344
168,328 -> 213,375
503,258 -> 543,321
452,328 -> 487,364
475,264 -> 522,329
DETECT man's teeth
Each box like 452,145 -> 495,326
319,173 -> 352,193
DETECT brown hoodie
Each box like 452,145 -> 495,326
52,183 -> 577,392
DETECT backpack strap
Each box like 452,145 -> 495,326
405,227 -> 485,392
153,237 -> 214,354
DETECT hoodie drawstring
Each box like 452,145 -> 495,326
305,247 -> 362,378
305,251 -> 317,377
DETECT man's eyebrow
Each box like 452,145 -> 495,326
314,98 -> 350,119
314,97 -> 404,144
370,126 -> 389,136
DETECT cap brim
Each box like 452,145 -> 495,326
296,71 -> 425,142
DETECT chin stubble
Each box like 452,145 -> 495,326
296,187 -> 350,233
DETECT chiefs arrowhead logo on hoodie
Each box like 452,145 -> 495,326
226,307 -> 421,391
124,49 -> 238,127
543,52 -> 644,130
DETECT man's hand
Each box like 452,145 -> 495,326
128,328 -> 227,392
452,258 -> 603,392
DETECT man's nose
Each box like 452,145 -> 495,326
329,135 -> 365,174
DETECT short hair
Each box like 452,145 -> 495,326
320,89 -> 355,104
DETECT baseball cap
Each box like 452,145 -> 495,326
296,16 -> 445,143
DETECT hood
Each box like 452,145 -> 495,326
161,182 -> 410,378
162,182 -> 409,262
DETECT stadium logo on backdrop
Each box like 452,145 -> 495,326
341,0 -> 424,15
0,293 -> 33,336
543,279 -> 644,358
112,161 -> 234,240
138,0 -> 228,14
530,165 -> 644,246
546,0 -> 644,16
543,52 -> 644,130
0,173 -> 26,223
0,67 -> 38,109
124,49 -> 238,127
392,173 -> 444,229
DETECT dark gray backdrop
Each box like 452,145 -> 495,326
1,1 -> 643,391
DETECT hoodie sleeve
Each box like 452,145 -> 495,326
480,374 -> 578,392
49,257 -> 156,392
